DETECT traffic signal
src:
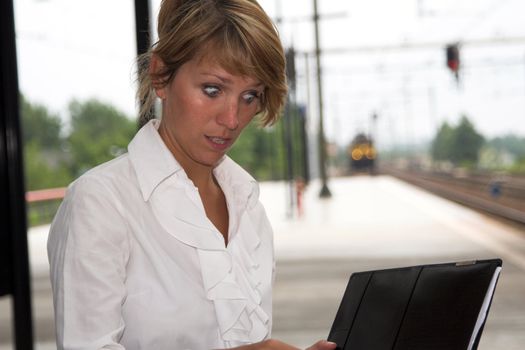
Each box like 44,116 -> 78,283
446,44 -> 460,81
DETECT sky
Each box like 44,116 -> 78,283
14,0 -> 525,149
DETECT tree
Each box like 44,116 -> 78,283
20,94 -> 62,148
24,143 -> 72,190
450,116 -> 484,166
228,105 -> 311,182
20,95 -> 72,190
228,121 -> 284,181
431,116 -> 484,167
489,135 -> 525,158
479,134 -> 525,174
67,99 -> 136,177
431,122 -> 454,161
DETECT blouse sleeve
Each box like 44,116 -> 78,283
48,176 -> 130,350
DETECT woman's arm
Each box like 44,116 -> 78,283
48,176 -> 130,349
229,339 -> 337,350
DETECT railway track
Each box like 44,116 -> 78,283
382,167 -> 525,225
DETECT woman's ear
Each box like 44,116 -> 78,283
150,54 -> 167,99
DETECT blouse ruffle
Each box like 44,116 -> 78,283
150,157 -> 271,346
197,176 -> 270,345
198,238 -> 269,343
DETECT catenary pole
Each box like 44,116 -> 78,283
313,0 -> 331,197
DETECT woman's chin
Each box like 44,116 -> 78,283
194,153 -> 226,168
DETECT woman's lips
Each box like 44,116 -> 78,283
205,135 -> 232,150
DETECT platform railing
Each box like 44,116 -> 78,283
25,188 -> 66,227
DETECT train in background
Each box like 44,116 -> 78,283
348,133 -> 376,173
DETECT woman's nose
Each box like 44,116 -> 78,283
217,98 -> 240,131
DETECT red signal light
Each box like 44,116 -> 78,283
446,44 -> 460,81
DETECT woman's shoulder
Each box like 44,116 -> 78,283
48,155 -> 133,268
65,153 -> 140,210
83,152 -> 133,179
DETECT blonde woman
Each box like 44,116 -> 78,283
48,1 -> 336,349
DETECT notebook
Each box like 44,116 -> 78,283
327,259 -> 502,350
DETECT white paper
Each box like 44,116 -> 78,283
467,266 -> 502,350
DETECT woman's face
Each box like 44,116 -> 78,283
155,56 -> 264,169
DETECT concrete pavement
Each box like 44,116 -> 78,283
266,176 -> 525,349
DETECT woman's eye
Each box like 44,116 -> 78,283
242,91 -> 260,104
203,86 -> 220,97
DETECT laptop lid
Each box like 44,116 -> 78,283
327,259 -> 502,350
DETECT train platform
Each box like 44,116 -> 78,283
1,175 -> 525,349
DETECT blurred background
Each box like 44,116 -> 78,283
2,0 -> 525,349
12,0 -> 525,211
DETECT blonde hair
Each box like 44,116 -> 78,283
137,0 -> 287,127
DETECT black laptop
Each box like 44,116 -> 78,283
327,259 -> 502,350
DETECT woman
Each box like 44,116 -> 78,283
48,0 -> 336,349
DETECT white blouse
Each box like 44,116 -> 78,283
47,120 -> 275,350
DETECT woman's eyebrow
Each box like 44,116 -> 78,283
200,73 -> 263,88
200,73 -> 232,84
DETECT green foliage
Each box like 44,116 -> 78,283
509,157 -> 525,174
20,95 -> 137,226
67,99 -> 136,177
20,95 -> 73,190
21,96 -> 138,189
228,105 -> 309,182
27,199 -> 63,227
451,116 -> 484,166
487,135 -> 525,158
431,116 -> 484,167
431,122 -> 454,161
20,95 -> 62,148
24,142 -> 72,190
228,121 -> 284,180
480,134 -> 525,174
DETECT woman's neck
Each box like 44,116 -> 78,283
184,164 -> 217,193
